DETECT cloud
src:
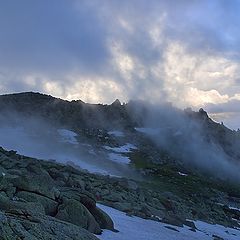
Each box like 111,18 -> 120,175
0,0 -> 109,74
205,99 -> 240,113
0,0 -> 240,109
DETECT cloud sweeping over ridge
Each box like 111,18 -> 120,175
0,0 -> 240,112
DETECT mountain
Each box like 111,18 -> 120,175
0,92 -> 134,130
0,92 -> 240,239
0,91 -> 240,166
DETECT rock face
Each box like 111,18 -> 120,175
0,147 -> 116,239
0,210 -> 99,240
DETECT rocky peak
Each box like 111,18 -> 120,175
198,108 -> 208,117
111,99 -> 121,106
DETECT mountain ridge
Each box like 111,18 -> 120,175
0,92 -> 240,239
0,91 -> 239,163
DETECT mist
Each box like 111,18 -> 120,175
0,98 -> 240,182
0,111 -> 138,178
131,101 -> 240,182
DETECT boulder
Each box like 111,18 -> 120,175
89,206 -> 115,231
162,213 -> 185,227
0,193 -> 45,215
103,192 -> 123,202
60,187 -> 96,208
0,209 -> 99,240
10,168 -> 56,199
55,198 -> 101,234
16,191 -> 58,216
112,202 -> 132,212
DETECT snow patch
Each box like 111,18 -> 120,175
57,129 -> 78,145
104,143 -> 137,153
194,220 -> 240,240
151,214 -> 162,221
97,204 -> 240,240
178,172 -> 188,176
108,153 -> 130,164
104,143 -> 137,164
108,131 -> 125,137
229,206 -> 240,211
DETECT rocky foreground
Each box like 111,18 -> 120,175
0,146 -> 240,239
0,147 -> 115,239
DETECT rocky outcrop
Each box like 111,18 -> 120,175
0,147 -> 116,239
0,142 -> 240,239
0,209 -> 99,240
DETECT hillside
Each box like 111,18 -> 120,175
0,92 -> 240,239
0,92 -> 240,168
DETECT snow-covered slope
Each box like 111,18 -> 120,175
97,204 -> 240,240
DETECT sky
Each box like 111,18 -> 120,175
0,0 -> 240,127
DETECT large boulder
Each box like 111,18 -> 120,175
9,164 -> 56,199
0,192 -> 45,215
89,206 -> 115,231
59,187 -> 96,207
59,187 -> 115,232
16,191 -> 58,216
0,209 -> 99,240
55,198 -> 101,234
